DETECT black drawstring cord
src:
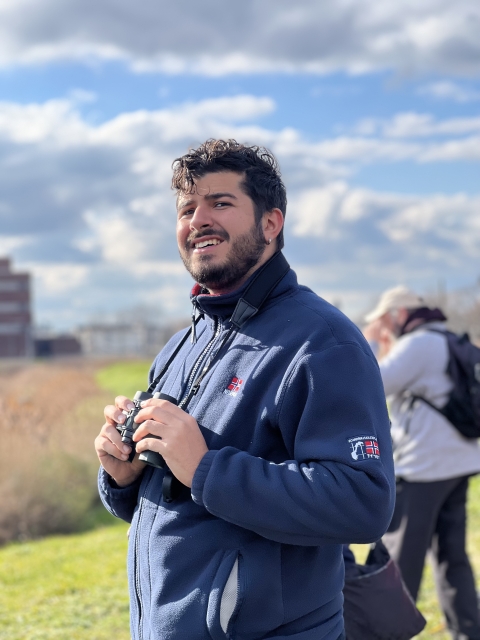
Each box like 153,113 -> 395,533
149,253 -> 290,403
179,324 -> 236,410
191,300 -> 199,344
147,312 -> 203,394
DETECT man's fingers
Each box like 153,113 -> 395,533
139,398 -> 179,415
104,395 -> 134,425
135,403 -> 183,427
132,419 -> 164,442
115,395 -> 135,411
103,396 -> 134,423
135,435 -> 166,455
95,433 -> 130,461
98,422 -> 133,456
104,404 -> 125,425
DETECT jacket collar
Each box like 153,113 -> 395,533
190,267 -> 297,321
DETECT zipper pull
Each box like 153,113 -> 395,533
191,382 -> 200,396
191,301 -> 198,344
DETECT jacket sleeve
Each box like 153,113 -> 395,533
97,467 -> 143,523
191,343 -> 396,546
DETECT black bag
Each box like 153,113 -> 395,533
343,541 -> 426,640
411,330 -> 480,438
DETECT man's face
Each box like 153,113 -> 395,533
176,171 -> 267,293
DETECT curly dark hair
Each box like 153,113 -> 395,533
171,139 -> 287,250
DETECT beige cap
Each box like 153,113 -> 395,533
365,285 -> 424,323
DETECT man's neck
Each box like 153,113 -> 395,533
206,246 -> 277,296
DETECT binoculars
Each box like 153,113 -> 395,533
116,390 -> 177,468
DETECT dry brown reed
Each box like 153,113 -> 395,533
0,360 -> 109,544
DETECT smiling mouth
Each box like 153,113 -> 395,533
192,238 -> 224,250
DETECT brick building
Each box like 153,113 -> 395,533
0,257 -> 33,358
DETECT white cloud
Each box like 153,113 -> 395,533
0,0 -> 479,76
285,183 -> 480,319
28,263 -> 90,294
290,182 -> 480,256
418,135 -> 480,161
1,93 -> 479,329
418,81 -> 480,103
354,112 -> 480,139
0,99 -> 88,144
383,113 -> 480,138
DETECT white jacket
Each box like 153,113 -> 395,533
379,322 -> 480,481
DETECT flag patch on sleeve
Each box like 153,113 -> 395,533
348,436 -> 380,461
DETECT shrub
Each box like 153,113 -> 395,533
0,361 -> 108,544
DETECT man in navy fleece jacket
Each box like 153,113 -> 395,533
95,139 -> 395,640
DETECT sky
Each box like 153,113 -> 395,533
0,0 -> 479,330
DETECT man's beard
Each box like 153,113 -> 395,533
180,222 -> 266,291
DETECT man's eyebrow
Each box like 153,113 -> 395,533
204,192 -> 238,201
177,192 -> 238,210
177,198 -> 195,210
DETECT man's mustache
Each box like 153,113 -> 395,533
185,228 -> 230,250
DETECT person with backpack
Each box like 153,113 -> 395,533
364,285 -> 480,640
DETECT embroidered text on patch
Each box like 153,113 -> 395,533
348,436 -> 380,461
224,376 -> 243,397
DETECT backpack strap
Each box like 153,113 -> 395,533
402,328 -> 448,417
403,329 -> 480,437
406,392 -> 444,416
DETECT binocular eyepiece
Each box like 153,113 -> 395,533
116,390 -> 177,468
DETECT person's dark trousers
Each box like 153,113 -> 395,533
383,476 -> 480,640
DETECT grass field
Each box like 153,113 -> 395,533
95,360 -> 152,400
0,359 -> 479,639
0,359 -> 150,640
0,517 -> 131,640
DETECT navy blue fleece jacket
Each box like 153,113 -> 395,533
98,267 -> 395,640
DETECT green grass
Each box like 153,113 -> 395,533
0,360 -> 150,639
0,520 -> 130,640
95,360 -> 151,400
4,482 -> 479,640
2,359 -> 480,639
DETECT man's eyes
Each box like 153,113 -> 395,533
179,201 -> 231,217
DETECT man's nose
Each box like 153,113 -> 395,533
189,204 -> 213,230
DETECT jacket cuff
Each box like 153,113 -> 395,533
98,466 -> 143,500
191,450 -> 217,506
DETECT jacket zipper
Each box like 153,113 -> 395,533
179,317 -> 222,408
134,497 -> 144,640
133,470 -> 155,640
133,319 -> 222,635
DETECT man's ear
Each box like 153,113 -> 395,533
262,208 -> 284,242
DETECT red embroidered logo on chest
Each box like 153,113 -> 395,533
224,376 -> 243,396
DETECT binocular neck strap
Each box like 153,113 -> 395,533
148,251 -> 290,396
